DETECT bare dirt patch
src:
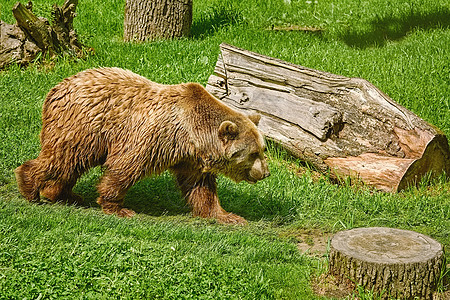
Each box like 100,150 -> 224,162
267,24 -> 324,33
312,273 -> 355,299
295,229 -> 331,258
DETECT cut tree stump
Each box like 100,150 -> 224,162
0,0 -> 83,69
206,43 -> 450,192
329,227 -> 444,299
123,0 -> 192,42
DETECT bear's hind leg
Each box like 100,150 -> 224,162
16,154 -> 83,206
96,170 -> 136,218
41,177 -> 83,205
15,160 -> 41,202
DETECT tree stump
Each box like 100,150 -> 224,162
206,43 -> 450,192
0,0 -> 83,69
329,227 -> 444,299
123,0 -> 193,42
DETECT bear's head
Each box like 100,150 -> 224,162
218,114 -> 270,184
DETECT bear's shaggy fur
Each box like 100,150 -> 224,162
15,67 -> 270,224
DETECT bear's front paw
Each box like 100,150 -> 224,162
101,204 -> 136,218
116,208 -> 136,218
217,212 -> 248,225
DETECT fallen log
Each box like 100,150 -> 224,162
206,43 -> 450,192
329,227 -> 444,299
0,0 -> 83,69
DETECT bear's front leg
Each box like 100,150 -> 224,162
174,171 -> 247,225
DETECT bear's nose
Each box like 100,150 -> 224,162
263,170 -> 270,179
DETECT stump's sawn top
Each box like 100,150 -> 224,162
331,227 -> 443,264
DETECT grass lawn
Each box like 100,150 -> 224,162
0,0 -> 449,298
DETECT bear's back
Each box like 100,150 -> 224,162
43,67 -> 160,112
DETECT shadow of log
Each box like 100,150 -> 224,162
341,8 -> 450,48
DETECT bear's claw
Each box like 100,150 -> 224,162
216,212 -> 248,225
116,208 -> 136,218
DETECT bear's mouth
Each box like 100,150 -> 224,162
245,178 -> 257,184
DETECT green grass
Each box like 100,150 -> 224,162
1,0 -> 449,298
0,199 -> 316,299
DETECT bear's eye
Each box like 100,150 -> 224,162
231,149 -> 243,159
249,152 -> 259,159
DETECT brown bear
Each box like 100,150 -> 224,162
15,67 -> 270,224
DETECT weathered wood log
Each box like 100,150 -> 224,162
0,20 -> 41,68
206,43 -> 450,192
0,0 -> 83,69
329,227 -> 444,299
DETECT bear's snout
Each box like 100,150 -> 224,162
247,158 -> 270,183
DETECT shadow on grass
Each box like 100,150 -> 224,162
74,172 -> 190,217
73,170 -> 281,222
191,2 -> 244,39
217,183 -> 279,223
341,8 -> 450,48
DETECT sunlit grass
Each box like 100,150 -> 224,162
0,0 -> 449,298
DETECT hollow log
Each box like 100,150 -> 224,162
0,0 -> 83,69
206,43 -> 450,192
329,227 -> 444,299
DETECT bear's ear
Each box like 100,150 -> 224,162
248,114 -> 261,126
218,121 -> 239,142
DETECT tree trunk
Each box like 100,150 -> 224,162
206,43 -> 450,192
329,227 -> 444,299
124,0 -> 192,42
0,0 -> 83,69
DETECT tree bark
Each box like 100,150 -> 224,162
329,227 -> 444,299
206,43 -> 450,192
124,0 -> 192,42
0,0 -> 83,69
